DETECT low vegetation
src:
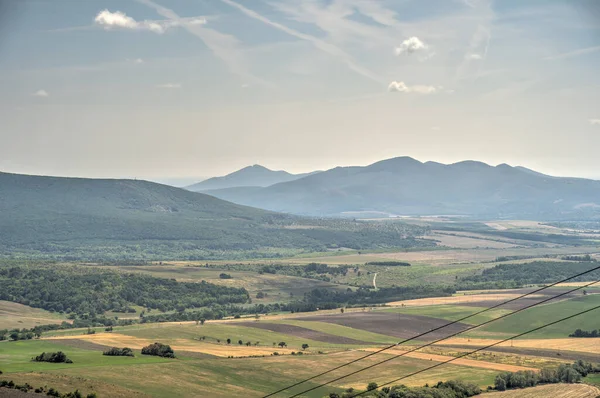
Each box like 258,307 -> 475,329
494,360 -> 599,391
0,380 -> 96,398
32,351 -> 73,364
102,347 -> 134,357
329,380 -> 481,398
569,329 -> 599,338
141,342 -> 175,358
365,261 -> 411,266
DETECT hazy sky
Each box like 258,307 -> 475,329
1,0 -> 600,184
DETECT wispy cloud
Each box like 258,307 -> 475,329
32,89 -> 49,97
94,9 -> 205,34
136,0 -> 267,86
395,37 -> 428,55
589,119 -> 600,126
388,81 -> 440,94
220,0 -> 383,84
465,53 -> 482,60
544,45 -> 600,61
156,83 -> 181,89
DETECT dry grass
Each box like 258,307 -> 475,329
481,383 -> 600,397
43,333 -> 296,357
5,372 -> 149,398
434,338 -> 600,354
0,300 -> 68,329
387,294 -> 542,307
359,347 -> 537,373
424,233 -> 518,249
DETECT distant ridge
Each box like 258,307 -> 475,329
186,165 -> 320,191
201,156 -> 600,219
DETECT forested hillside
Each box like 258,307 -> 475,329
0,172 -> 431,260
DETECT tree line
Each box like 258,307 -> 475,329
0,264 -> 249,317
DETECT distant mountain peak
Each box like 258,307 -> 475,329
186,165 -> 319,191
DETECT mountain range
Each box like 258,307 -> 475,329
195,157 -> 600,219
186,165 -> 320,191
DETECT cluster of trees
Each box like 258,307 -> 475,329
0,380 -> 96,398
569,328 -> 599,337
0,265 -> 249,317
494,360 -> 599,391
329,380 -> 480,398
458,261 -> 600,289
302,285 -> 455,307
257,263 -> 351,282
32,351 -> 73,363
102,347 -> 134,357
562,254 -> 596,262
365,261 -> 411,267
141,342 -> 175,358
0,328 -> 37,341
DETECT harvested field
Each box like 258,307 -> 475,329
0,300 -> 68,329
299,312 -> 470,341
43,333 -> 296,357
387,293 -> 537,307
237,322 -> 371,345
45,338 -> 113,351
359,347 -> 537,373
435,338 -> 600,354
441,344 -> 600,363
481,383 -> 600,397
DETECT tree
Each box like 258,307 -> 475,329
494,376 -> 506,391
340,308 -> 344,314
238,340 -> 243,345
302,343 -> 309,350
246,341 -> 251,346
10,331 -> 19,341
200,318 -> 206,325
227,338 -> 231,345
278,342 -> 287,348
366,382 -> 378,391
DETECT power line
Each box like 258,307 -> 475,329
347,303 -> 600,397
287,279 -> 598,398
262,263 -> 600,397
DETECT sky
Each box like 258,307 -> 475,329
1,0 -> 599,185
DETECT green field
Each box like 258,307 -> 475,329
0,338 -> 499,398
465,294 -> 600,339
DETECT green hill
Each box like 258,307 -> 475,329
0,172 -> 430,260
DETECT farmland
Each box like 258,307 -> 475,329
1,220 -> 600,397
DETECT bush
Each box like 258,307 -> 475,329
102,347 -> 134,357
141,342 -> 175,358
32,351 -> 72,363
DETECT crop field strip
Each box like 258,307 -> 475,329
262,264 -> 600,397
340,304 -> 600,398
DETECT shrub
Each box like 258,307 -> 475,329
103,347 -> 134,357
141,342 -> 175,358
32,351 -> 72,363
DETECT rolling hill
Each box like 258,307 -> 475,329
186,164 -> 319,191
0,171 -> 430,260
201,157 -> 600,219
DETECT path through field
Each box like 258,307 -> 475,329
373,272 -> 378,289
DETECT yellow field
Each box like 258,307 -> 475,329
435,337 -> 600,354
44,333 -> 296,357
482,383 -> 600,397
359,347 -> 537,373
387,293 -> 542,307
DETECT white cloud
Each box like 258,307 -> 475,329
32,89 -> 49,97
466,53 -> 482,60
156,83 -> 181,88
589,119 -> 600,126
134,58 -> 144,64
388,81 -> 439,94
94,9 -> 205,34
395,37 -> 428,55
